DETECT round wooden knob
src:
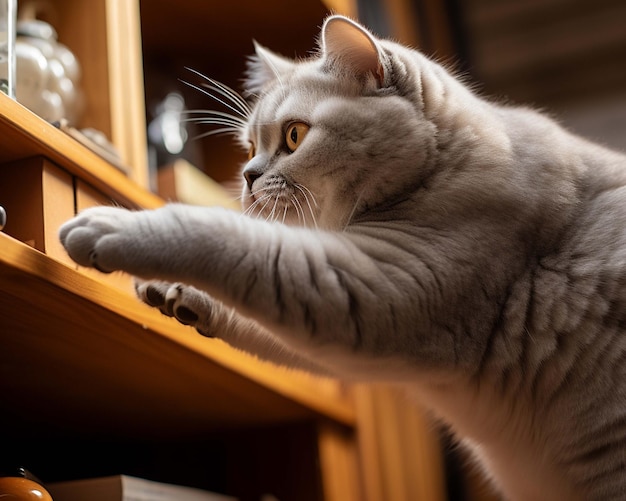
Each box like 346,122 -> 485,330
0,476 -> 53,500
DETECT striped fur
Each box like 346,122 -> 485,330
59,15 -> 626,500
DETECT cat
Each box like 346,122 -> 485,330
58,14 -> 626,501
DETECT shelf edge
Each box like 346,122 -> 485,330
0,93 -> 162,210
0,231 -> 356,426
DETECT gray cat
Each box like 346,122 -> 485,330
59,15 -> 626,500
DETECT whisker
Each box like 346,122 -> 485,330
342,190 -> 365,231
191,127 -> 242,140
242,196 -> 261,216
296,184 -> 319,207
244,201 -> 265,219
182,117 -> 245,129
261,53 -> 287,100
268,196 -> 280,222
281,205 -> 288,224
182,110 -> 247,127
295,184 -> 319,229
258,195 -> 274,218
291,194 -> 306,226
245,192 -> 275,220
180,79 -> 249,122
184,67 -> 251,117
249,186 -> 276,197
243,193 -> 271,217
199,83 -> 250,118
204,78 -> 250,116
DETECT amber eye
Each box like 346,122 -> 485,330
248,143 -> 256,160
285,122 -> 309,153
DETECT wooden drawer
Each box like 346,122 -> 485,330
0,156 -> 74,266
0,156 -> 134,294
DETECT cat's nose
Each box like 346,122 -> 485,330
243,166 -> 262,190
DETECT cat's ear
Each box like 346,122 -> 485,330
244,41 -> 294,96
321,15 -> 386,87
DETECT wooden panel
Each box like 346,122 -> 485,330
323,0 -> 358,17
42,162 -> 76,265
384,0 -> 421,48
105,0 -> 149,186
0,156 -> 74,265
157,159 -> 240,209
318,422 -> 362,501
351,386 -> 385,501
353,384 -> 447,501
0,158 -> 47,251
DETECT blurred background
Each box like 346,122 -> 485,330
139,0 -> 625,190
364,0 -> 626,151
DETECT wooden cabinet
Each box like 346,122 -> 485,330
0,1 -> 447,500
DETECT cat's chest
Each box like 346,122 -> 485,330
466,440 -> 579,501
413,382 -> 578,500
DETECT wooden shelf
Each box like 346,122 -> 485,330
0,200 -> 353,439
0,93 -> 160,210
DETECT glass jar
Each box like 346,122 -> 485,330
0,0 -> 17,97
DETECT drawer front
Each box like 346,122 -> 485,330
0,156 -> 74,266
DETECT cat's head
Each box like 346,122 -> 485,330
238,15 -> 439,230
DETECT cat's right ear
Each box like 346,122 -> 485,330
244,41 -> 294,97
321,15 -> 386,87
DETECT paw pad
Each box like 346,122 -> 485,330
196,326 -> 215,338
175,306 -> 199,325
144,286 -> 166,307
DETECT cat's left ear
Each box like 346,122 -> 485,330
244,41 -> 295,96
321,15 -> 386,87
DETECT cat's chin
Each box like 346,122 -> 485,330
242,187 -> 322,228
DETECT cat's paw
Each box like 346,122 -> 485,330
134,280 -> 218,337
135,280 -> 328,374
59,206 -> 135,273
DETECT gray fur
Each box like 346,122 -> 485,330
59,15 -> 626,500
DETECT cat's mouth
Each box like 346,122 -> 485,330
243,176 -> 319,228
